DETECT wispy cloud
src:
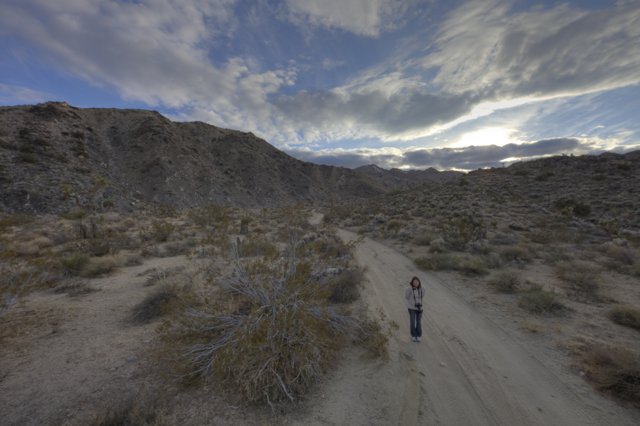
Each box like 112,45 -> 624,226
0,84 -> 54,104
284,0 -> 407,37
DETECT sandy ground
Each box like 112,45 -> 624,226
2,218 -> 639,425
294,229 -> 640,425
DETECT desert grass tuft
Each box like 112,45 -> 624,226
580,344 -> 640,404
608,305 -> 640,331
555,261 -> 600,301
489,271 -> 520,293
518,287 -> 565,315
131,284 -> 182,324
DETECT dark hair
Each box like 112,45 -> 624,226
410,276 -> 421,288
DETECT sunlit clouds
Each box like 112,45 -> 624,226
1,0 -> 639,170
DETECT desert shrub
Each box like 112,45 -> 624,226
457,257 -> 489,276
132,285 -> 181,324
87,239 -> 112,257
440,214 -> 486,251
91,394 -> 163,426
518,287 -> 565,315
0,214 -> 34,232
415,254 -> 459,271
301,237 -> 350,261
412,232 -> 433,246
489,271 -> 520,293
385,219 -> 403,233
237,236 -> 278,258
603,245 -> 636,270
142,220 -> 175,243
62,252 -> 90,273
161,245 -> 385,405
239,216 -> 251,234
1,263 -> 58,312
499,246 -> 532,265
328,268 -> 364,304
60,208 -> 87,220
81,256 -> 118,278
553,198 -> 591,217
555,261 -> 600,301
54,279 -> 97,297
609,305 -> 640,331
581,344 -> 640,403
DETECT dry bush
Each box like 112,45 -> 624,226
555,261 -> 600,301
187,205 -> 231,230
53,279 -> 98,297
0,213 -> 34,233
415,254 -> 487,276
328,268 -> 364,304
415,254 -> 459,271
141,220 -> 175,243
440,214 -> 486,251
499,246 -> 533,266
1,263 -> 58,312
81,256 -> 119,278
457,257 -> 489,276
489,271 -> 520,293
609,305 -> 640,331
91,394 -> 165,426
518,287 -> 565,315
237,236 -> 278,258
412,232 -> 434,246
581,344 -> 640,404
160,243 -> 386,405
132,284 -> 182,324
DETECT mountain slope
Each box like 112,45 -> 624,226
0,102 -> 400,213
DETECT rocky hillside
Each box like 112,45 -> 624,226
0,102 -> 449,214
334,150 -> 640,238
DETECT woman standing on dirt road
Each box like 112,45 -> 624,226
405,276 -> 424,342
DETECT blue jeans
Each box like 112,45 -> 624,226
408,309 -> 422,338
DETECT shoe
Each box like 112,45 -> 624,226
416,337 -> 421,342
411,337 -> 417,342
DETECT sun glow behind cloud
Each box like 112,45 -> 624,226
451,127 -> 523,148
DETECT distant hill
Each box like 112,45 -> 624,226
0,102 -> 455,214
355,164 -> 461,191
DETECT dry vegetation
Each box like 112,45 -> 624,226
326,153 -> 640,406
0,205 -> 388,424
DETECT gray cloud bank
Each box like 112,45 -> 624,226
1,0 -> 639,146
288,138 -> 609,170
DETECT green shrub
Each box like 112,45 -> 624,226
440,214 -> 486,250
60,208 -> 87,220
518,288 -> 565,315
609,305 -> 640,331
62,252 -> 90,273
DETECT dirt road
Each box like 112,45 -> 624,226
297,229 -> 637,425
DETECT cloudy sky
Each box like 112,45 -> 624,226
1,0 -> 639,170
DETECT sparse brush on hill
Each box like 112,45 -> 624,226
160,241 -> 387,405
